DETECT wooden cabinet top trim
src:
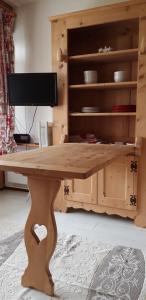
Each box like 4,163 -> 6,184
49,0 -> 146,22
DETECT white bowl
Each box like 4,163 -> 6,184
81,106 -> 100,113
114,71 -> 129,82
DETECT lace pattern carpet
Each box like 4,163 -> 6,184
0,230 -> 23,267
0,231 -> 146,300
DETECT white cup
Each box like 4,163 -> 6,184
84,70 -> 98,84
114,71 -> 129,82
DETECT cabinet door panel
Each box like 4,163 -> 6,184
65,174 -> 97,204
98,156 -> 138,210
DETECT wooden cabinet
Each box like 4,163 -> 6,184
50,0 -> 146,226
63,155 -> 137,219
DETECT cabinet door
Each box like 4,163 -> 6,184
64,174 -> 98,204
98,156 -> 138,211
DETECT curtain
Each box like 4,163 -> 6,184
0,8 -> 16,154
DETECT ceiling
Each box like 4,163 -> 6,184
4,0 -> 37,7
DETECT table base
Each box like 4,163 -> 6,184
21,176 -> 61,296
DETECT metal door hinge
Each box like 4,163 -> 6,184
64,185 -> 69,195
130,195 -> 137,206
130,160 -> 138,173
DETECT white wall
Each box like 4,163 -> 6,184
14,0 -> 128,142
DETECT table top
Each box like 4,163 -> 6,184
0,143 -> 134,179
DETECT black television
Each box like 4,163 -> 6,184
7,73 -> 58,107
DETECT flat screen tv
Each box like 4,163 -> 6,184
7,73 -> 58,107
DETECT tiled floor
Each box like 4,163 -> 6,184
1,188 -> 146,251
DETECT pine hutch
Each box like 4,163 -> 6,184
49,0 -> 146,227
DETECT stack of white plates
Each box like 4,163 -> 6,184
81,106 -> 100,113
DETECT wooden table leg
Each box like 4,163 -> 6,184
21,176 -> 61,296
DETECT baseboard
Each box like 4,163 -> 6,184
5,182 -> 28,191
5,187 -> 29,193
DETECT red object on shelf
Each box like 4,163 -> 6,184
112,105 -> 136,112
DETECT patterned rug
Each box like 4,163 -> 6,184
0,230 -> 23,267
0,231 -> 146,300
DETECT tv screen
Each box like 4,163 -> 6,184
7,73 -> 58,107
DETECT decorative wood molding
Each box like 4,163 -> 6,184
66,200 -> 137,219
57,48 -> 67,63
49,0 -> 146,22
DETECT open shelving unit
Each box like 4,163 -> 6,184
68,18 -> 139,144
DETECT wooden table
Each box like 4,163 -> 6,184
0,143 -> 134,296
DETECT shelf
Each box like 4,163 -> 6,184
17,143 -> 39,147
69,48 -> 138,64
69,81 -> 137,90
70,112 -> 136,117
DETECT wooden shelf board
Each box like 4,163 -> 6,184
70,112 -> 136,117
69,48 -> 138,63
69,81 -> 137,90
17,143 -> 39,147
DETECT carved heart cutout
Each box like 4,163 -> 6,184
32,224 -> 48,243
